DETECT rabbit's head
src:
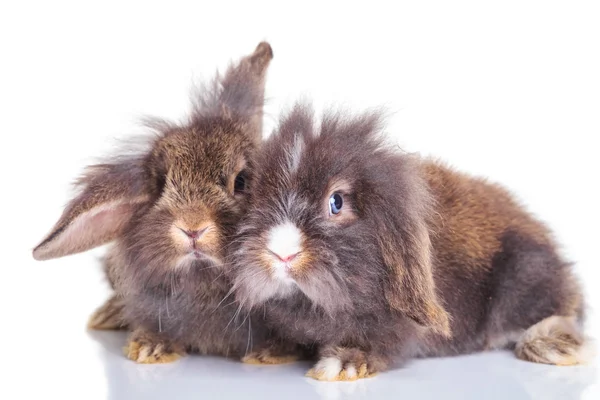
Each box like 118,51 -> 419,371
33,42 -> 273,285
231,103 -> 450,336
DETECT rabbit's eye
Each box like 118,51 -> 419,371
234,172 -> 246,194
329,193 -> 343,215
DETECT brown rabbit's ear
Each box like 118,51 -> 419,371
193,41 -> 273,143
33,162 -> 150,261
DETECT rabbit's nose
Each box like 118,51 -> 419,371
179,226 -> 208,240
271,251 -> 299,263
266,221 -> 304,265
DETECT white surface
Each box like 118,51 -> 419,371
5,265 -> 600,400
1,1 -> 599,399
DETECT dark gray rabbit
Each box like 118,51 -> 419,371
229,103 -> 591,380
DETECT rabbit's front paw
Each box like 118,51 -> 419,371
124,329 -> 184,364
306,347 -> 385,381
242,348 -> 299,365
306,357 -> 374,381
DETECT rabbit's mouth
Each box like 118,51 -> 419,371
192,250 -> 204,259
175,249 -> 222,270
183,241 -> 220,260
190,250 -> 220,263
184,245 -> 215,259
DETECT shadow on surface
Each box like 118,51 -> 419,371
88,331 -> 598,400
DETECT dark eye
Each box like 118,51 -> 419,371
234,172 -> 246,194
329,193 -> 343,215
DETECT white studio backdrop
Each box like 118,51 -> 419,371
0,1 -> 598,398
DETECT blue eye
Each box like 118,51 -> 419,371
329,193 -> 343,215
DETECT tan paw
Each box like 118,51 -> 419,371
242,349 -> 299,365
124,341 -> 183,364
515,315 -> 593,366
306,357 -> 376,381
88,296 -> 127,330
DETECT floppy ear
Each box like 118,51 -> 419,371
379,221 -> 451,337
33,161 -> 150,261
372,160 -> 451,337
193,41 -> 273,144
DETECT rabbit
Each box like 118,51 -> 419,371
229,103 -> 591,381
32,42 -> 293,364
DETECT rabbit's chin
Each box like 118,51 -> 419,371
232,268 -> 296,308
173,251 -> 223,270
234,264 -> 352,317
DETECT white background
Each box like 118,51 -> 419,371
1,1 -> 598,399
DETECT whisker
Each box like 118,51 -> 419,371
245,316 -> 253,356
235,310 -> 250,333
225,303 -> 243,331
221,299 -> 239,308
194,264 -> 222,272
158,306 -> 162,333
165,295 -> 171,318
211,271 -> 225,284
215,287 -> 236,310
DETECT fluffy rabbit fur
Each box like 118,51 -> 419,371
230,103 -> 590,380
33,42 -> 282,363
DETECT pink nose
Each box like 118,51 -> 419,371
272,252 -> 298,263
180,227 -> 207,240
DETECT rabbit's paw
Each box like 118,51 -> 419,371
242,348 -> 299,365
124,330 -> 184,364
515,316 -> 593,366
306,347 -> 388,381
306,356 -> 375,381
125,341 -> 182,364
88,295 -> 127,330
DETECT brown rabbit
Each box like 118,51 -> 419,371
33,42 -> 287,364
229,103 -> 591,380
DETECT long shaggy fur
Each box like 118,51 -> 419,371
229,102 -> 588,379
33,42 -> 277,361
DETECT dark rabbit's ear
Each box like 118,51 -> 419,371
379,222 -> 451,337
371,161 -> 451,337
33,161 -> 150,261
193,42 -> 273,143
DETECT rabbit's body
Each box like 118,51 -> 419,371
419,162 -> 584,357
103,243 -> 268,358
231,104 -> 589,381
248,163 -> 584,359
34,43 -> 280,363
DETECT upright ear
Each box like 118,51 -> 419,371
372,159 -> 451,337
33,161 -> 150,261
193,42 -> 274,144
